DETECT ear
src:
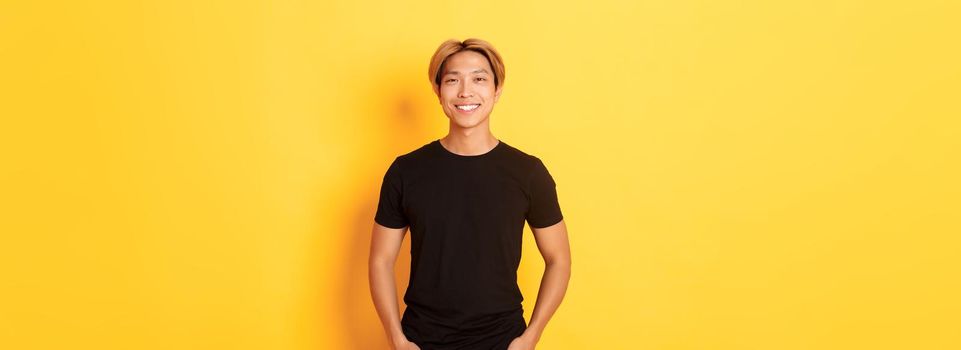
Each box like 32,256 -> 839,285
493,84 -> 503,103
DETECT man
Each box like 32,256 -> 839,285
369,38 -> 571,350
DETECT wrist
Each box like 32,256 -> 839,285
389,331 -> 409,345
521,328 -> 542,342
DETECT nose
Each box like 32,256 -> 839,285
457,80 -> 473,98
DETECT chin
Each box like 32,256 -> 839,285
444,110 -> 486,125
452,116 -> 489,129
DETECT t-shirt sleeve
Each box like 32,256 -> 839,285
526,157 -> 564,228
374,157 -> 409,229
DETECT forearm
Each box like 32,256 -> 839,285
368,260 -> 407,345
523,260 -> 571,341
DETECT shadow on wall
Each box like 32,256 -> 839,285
329,56 -> 437,349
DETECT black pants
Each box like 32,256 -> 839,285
402,308 -> 527,350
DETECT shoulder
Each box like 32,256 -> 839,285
503,143 -> 560,203
499,141 -> 550,178
385,140 -> 437,173
400,140 -> 436,159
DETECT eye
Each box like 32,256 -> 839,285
445,78 -> 457,84
475,77 -> 487,82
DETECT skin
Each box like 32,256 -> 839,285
369,50 -> 572,350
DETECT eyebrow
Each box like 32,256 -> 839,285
444,69 -> 490,76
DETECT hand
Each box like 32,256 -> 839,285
392,339 -> 421,350
506,333 -> 537,350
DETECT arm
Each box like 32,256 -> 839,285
368,222 -> 419,350
512,219 -> 572,349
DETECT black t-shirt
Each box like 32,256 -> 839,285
374,138 -> 563,347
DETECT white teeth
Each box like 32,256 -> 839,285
456,104 -> 480,111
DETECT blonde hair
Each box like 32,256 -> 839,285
428,38 -> 506,89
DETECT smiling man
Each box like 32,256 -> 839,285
369,38 -> 572,350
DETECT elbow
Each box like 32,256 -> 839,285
368,255 -> 396,270
545,256 -> 571,270
546,258 -> 572,281
368,258 -> 395,283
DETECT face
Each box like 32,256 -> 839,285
433,50 -> 502,129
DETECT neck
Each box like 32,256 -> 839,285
440,130 -> 499,156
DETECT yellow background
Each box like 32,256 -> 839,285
2,0 -> 959,349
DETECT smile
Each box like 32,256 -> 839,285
455,104 -> 480,111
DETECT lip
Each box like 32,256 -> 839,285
454,103 -> 481,115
